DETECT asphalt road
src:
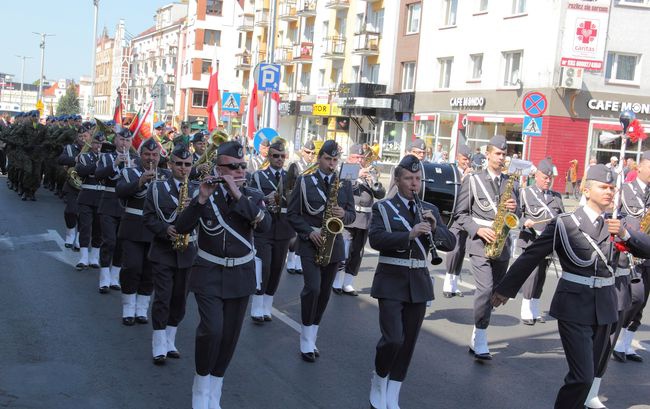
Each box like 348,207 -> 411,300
0,179 -> 648,409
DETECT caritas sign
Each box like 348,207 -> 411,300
560,0 -> 610,71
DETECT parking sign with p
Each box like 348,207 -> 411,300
257,63 -> 281,92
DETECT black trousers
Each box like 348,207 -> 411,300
120,240 -> 153,295
375,299 -> 426,382
78,204 -> 102,248
151,262 -> 190,330
99,214 -> 122,268
595,310 -> 625,378
344,227 -> 368,277
623,267 -> 650,331
445,227 -> 467,276
554,320 -> 612,409
521,257 -> 549,299
256,237 -> 290,295
194,293 -> 249,377
0,149 -> 6,173
470,255 -> 508,329
288,236 -> 298,252
300,257 -> 338,326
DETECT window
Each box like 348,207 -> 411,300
438,57 -> 453,88
470,53 -> 483,80
444,0 -> 458,26
606,52 -> 640,83
619,0 -> 650,4
206,0 -> 223,16
319,69 -> 326,87
365,64 -> 380,83
352,65 -> 360,81
356,13 -> 365,33
201,59 -> 212,74
204,29 -> 221,46
192,90 -> 208,107
478,0 -> 488,12
406,3 -> 421,34
511,0 -> 526,14
502,50 -> 522,86
401,62 -> 416,91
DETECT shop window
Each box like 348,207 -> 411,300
406,3 -> 421,34
443,0 -> 458,26
438,57 -> 453,88
605,52 -> 640,83
470,53 -> 483,80
502,50 -> 522,87
381,121 -> 407,164
590,126 -> 649,165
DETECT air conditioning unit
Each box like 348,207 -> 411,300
560,67 -> 583,89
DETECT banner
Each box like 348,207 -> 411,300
560,0 -> 611,71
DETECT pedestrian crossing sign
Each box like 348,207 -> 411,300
222,92 -> 241,112
522,115 -> 542,137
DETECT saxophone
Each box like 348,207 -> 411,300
484,172 -> 520,259
315,172 -> 344,266
172,176 -> 190,251
640,210 -> 650,234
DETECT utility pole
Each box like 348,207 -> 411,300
15,55 -> 32,111
32,32 -> 55,102
89,0 -> 100,119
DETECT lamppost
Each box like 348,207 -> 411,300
89,0 -> 99,119
32,32 -> 55,102
15,55 -> 32,111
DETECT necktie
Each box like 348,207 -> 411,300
323,175 -> 330,192
225,192 -> 232,206
645,185 -> 650,206
408,200 -> 416,219
594,216 -> 604,232
275,171 -> 281,183
494,176 -> 501,190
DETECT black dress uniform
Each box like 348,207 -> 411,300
116,140 -> 168,325
250,161 -> 296,322
454,135 -> 520,358
517,159 -> 564,324
174,140 -> 271,409
287,140 -> 356,362
58,141 -> 83,249
494,164 -> 650,409
143,156 -> 198,365
368,155 -> 455,409
285,142 -> 314,275
75,134 -> 105,270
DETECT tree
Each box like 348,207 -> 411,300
56,82 -> 80,116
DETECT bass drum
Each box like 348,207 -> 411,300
420,162 -> 460,226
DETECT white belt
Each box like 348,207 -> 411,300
125,207 -> 143,216
355,205 -> 372,213
189,234 -> 197,242
378,256 -> 427,269
472,217 -> 493,227
197,248 -> 255,267
281,208 -> 287,214
615,268 -> 630,277
104,186 -> 116,193
81,184 -> 105,191
561,271 -> 615,288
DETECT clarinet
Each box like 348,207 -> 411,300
412,190 -> 443,265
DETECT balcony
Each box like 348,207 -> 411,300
254,9 -> 270,27
297,0 -> 317,16
352,32 -> 380,56
322,37 -> 346,59
292,42 -> 313,63
278,1 -> 299,21
274,46 -> 294,65
235,52 -> 252,70
325,0 -> 350,10
237,14 -> 254,31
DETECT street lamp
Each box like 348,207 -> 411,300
89,0 -> 99,118
32,32 -> 55,102
15,55 -> 32,111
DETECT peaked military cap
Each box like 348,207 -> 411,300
488,135 -> 507,150
586,164 -> 615,185
398,154 -> 421,173
319,140 -> 339,157
218,140 -> 244,159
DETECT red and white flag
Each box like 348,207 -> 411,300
113,89 -> 123,126
246,82 -> 259,141
269,91 -> 280,131
206,53 -> 220,131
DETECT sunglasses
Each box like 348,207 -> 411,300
271,153 -> 287,159
218,162 -> 248,170
174,161 -> 193,168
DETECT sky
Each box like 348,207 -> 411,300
1,0 -> 173,84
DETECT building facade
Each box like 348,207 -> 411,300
94,21 -> 131,120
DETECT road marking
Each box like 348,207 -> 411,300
271,307 -> 301,333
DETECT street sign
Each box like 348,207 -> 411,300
253,127 -> 279,152
522,115 -> 543,137
222,92 -> 241,112
257,63 -> 281,92
522,91 -> 548,117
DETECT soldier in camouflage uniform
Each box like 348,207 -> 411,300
20,111 -> 47,201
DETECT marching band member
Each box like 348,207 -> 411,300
94,127 -> 133,293
191,132 -> 206,164
74,131 -> 105,271
386,138 -> 428,198
332,144 -> 385,296
455,135 -> 520,360
442,144 -> 472,298
251,138 -> 270,172
143,145 -> 198,365
116,138 -> 167,326
287,140 -> 355,363
249,138 -> 295,322
367,155 -> 455,409
492,164 -> 650,409
174,140 -> 270,409
285,140 -> 316,275
517,159 -> 564,324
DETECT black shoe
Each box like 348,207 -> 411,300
75,263 -> 87,271
135,316 -> 148,324
251,316 -> 265,324
286,268 -> 296,275
122,317 -> 135,326
314,348 -> 320,358
263,315 -> 272,322
443,291 -> 455,298
626,353 -> 643,363
535,316 -> 546,324
522,319 -> 536,326
110,284 -> 121,291
153,355 -> 166,365
468,347 -> 492,361
167,350 -> 181,359
98,286 -> 109,294
343,289 -> 359,296
295,269 -> 303,275
454,290 -> 464,298
332,288 -> 343,295
89,263 -> 100,269
64,243 -> 73,249
301,352 -> 316,363
73,246 -> 80,252
21,194 -> 27,201
612,350 -> 627,362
